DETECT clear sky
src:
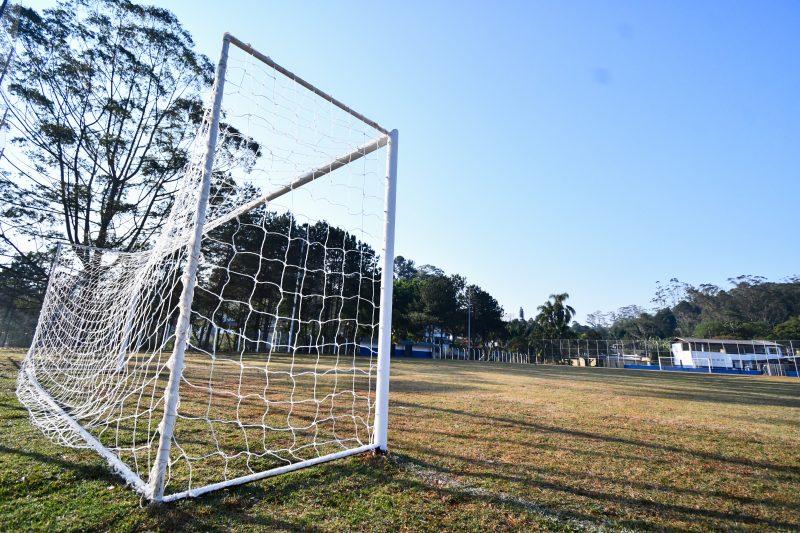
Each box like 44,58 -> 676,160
21,0 -> 800,321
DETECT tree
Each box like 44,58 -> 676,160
415,273 -> 462,339
652,308 -> 677,337
535,293 -> 575,339
393,255 -> 417,280
190,209 -> 381,353
464,284 -> 505,345
609,307 -> 676,339
570,322 -> 602,339
673,300 -> 701,336
774,316 -> 800,339
599,275 -> 800,341
390,267 -> 462,342
390,261 -> 509,347
0,251 -> 51,346
391,276 -> 419,340
505,317 -> 530,351
652,278 -> 689,309
1,0 -> 213,294
416,264 -> 445,278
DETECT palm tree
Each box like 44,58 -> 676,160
536,293 -> 576,338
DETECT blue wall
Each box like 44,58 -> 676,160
624,364 -> 762,375
358,345 -> 434,358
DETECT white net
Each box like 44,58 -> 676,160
16,36 -> 393,500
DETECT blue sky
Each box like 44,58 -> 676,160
23,1 -> 800,321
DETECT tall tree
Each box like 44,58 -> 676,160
465,284 -> 505,345
1,0 -> 212,276
393,255 -> 417,280
535,292 -> 575,338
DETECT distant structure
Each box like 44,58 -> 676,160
670,337 -> 785,370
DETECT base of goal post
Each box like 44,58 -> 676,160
19,367 -> 149,495
157,444 -> 380,502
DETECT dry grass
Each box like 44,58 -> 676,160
389,360 -> 800,531
1,349 -> 799,531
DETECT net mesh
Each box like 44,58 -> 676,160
16,39 -> 390,498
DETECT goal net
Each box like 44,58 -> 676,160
16,34 -> 398,502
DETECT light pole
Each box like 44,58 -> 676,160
467,287 -> 472,353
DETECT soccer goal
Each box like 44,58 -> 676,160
16,33 -> 398,502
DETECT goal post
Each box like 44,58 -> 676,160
147,32 -> 231,502
16,33 -> 398,502
373,128 -> 398,453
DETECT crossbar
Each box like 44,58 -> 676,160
203,134 -> 389,234
224,33 -> 388,135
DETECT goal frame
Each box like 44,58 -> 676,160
22,32 -> 399,503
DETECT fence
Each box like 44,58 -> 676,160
433,346 -> 531,364
431,339 -> 800,377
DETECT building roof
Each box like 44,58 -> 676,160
673,337 -> 782,347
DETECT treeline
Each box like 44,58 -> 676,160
190,207 -> 381,352
574,276 -> 800,341
391,257 -> 506,346
390,265 -> 800,355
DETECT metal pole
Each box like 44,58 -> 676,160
147,34 -> 230,501
467,287 -> 472,352
372,129 -> 399,453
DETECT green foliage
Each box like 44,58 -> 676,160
390,266 -> 505,347
774,316 -> 800,339
393,255 -> 417,280
2,0 -> 213,252
605,277 -> 800,340
1,0 -> 214,339
535,293 -> 575,339
692,320 -> 723,339
693,319 -> 773,339
0,251 -> 54,346
681,276 -> 800,335
190,208 -> 381,352
609,308 -> 676,339
465,285 -> 505,344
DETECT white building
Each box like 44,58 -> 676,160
670,337 -> 784,369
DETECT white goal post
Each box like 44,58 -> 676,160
16,33 -> 398,502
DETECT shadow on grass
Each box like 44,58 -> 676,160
391,452 -> 622,529
0,444 -> 114,483
395,399 -> 800,478
149,499 -> 316,533
160,452 -> 611,531
381,376 -> 483,396
150,454 -> 401,532
397,448 -> 799,531
403,360 -> 800,408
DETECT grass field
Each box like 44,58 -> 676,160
1,348 -> 799,532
